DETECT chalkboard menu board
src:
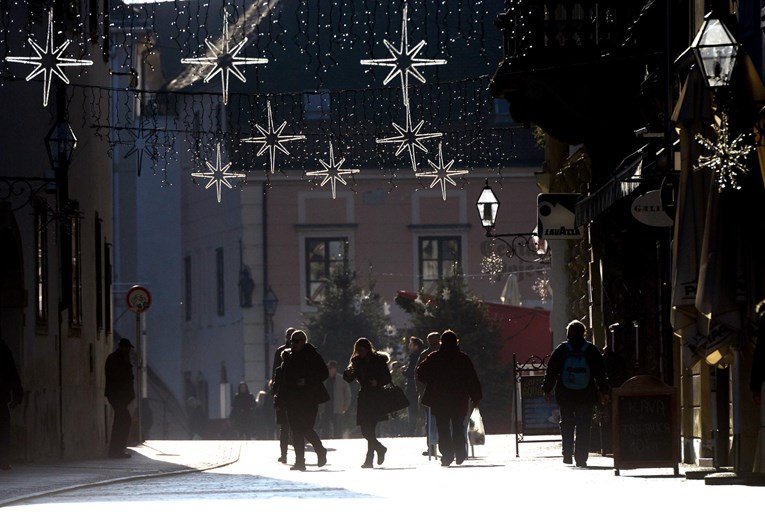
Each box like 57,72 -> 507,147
520,375 -> 560,435
612,375 -> 678,476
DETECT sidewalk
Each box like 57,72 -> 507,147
0,441 -> 240,507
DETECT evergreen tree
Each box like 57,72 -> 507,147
394,271 -> 511,433
303,265 -> 388,365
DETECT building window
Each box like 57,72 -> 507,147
304,92 -> 330,120
494,99 -> 514,124
34,202 -> 48,327
105,242 -> 112,333
305,237 -> 348,304
95,215 -> 103,331
69,213 -> 82,328
184,255 -> 192,321
419,236 -> 461,293
216,247 -> 225,317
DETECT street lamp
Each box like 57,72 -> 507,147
45,119 -> 77,170
263,287 -> 279,318
475,180 -> 549,263
690,14 -> 738,89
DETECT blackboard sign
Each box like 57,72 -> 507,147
612,375 -> 678,476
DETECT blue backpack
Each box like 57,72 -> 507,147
561,342 -> 591,390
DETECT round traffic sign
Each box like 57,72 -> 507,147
126,286 -> 152,313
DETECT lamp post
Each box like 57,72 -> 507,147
475,180 -> 549,263
690,14 -> 738,90
263,287 -> 278,382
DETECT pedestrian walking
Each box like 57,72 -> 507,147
229,381 -> 257,439
279,329 -> 329,471
416,331 -> 441,456
105,338 -> 136,458
542,319 -> 610,468
343,337 -> 392,468
271,327 -> 294,463
0,338 -> 23,470
417,330 -> 482,467
319,360 -> 352,439
403,336 -> 424,435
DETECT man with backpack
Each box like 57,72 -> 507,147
542,320 -> 610,468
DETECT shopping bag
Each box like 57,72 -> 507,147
468,407 -> 485,445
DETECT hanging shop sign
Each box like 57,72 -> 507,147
537,193 -> 583,240
631,189 -> 673,227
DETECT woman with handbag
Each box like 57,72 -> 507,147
343,337 -> 392,468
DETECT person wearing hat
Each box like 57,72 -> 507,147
105,338 -> 136,458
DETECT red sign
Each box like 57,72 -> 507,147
126,286 -> 152,313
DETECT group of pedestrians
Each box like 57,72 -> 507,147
269,327 -> 483,469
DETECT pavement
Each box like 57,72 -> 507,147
1,434 -> 764,507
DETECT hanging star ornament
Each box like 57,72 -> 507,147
306,142 -> 360,199
5,8 -> 93,107
191,143 -> 246,203
360,3 -> 446,106
123,120 -> 160,176
180,10 -> 268,105
242,100 -> 305,174
376,104 -> 442,173
695,113 -> 753,191
415,142 -> 468,200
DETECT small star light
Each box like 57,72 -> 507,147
180,9 -> 268,105
192,143 -> 246,203
416,142 -> 468,200
5,9 -> 93,107
695,113 -> 753,191
123,120 -> 159,176
441,287 -> 450,300
306,142 -> 360,199
242,100 -> 306,174
376,104 -> 442,173
481,254 -> 505,283
360,3 -> 446,106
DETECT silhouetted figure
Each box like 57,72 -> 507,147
417,330 -> 482,467
230,381 -> 257,439
0,338 -> 23,470
343,338 -> 392,468
105,338 -> 136,458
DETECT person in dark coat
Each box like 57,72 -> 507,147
403,336 -> 424,435
542,320 -> 610,467
417,330 -> 482,467
271,327 -> 295,463
105,338 -> 136,458
279,329 -> 329,471
0,338 -> 23,470
343,337 -> 392,468
230,381 -> 257,439
416,331 -> 441,456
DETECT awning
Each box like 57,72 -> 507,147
575,144 -> 649,226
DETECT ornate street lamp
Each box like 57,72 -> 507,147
263,287 -> 279,318
45,119 -> 77,170
690,15 -> 738,89
475,180 -> 549,263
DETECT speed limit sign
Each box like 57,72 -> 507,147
126,286 -> 152,313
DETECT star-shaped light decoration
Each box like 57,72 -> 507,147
5,8 -> 93,107
180,9 -> 268,105
242,100 -> 306,174
360,3 -> 447,106
376,105 -> 442,173
415,142 -> 468,200
191,143 -> 246,203
306,142 -> 360,199
123,120 -> 160,176
695,113 -> 754,191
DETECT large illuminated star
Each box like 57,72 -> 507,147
416,142 -> 468,200
180,10 -> 268,105
242,100 -> 306,174
360,3 -> 446,106
376,105 -> 442,173
306,142 -> 360,199
191,143 -> 246,203
5,8 -> 93,107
